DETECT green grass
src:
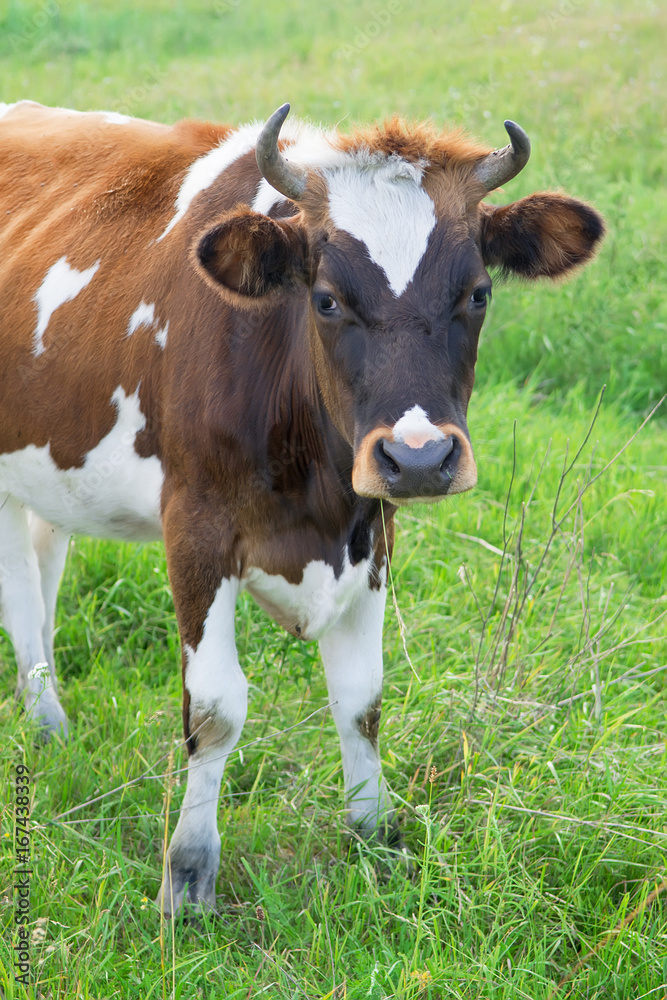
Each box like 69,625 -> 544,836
1,1 -> 667,997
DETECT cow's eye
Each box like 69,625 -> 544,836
315,293 -> 339,316
470,286 -> 491,308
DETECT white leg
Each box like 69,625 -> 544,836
29,513 -> 70,696
158,578 -> 248,916
319,580 -> 396,840
0,495 -> 68,734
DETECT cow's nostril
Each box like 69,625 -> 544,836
376,439 -> 401,477
439,436 -> 458,475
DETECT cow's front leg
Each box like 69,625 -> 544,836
319,579 -> 397,844
158,501 -> 247,916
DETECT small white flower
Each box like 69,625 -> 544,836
27,662 -> 50,683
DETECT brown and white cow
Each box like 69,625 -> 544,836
0,99 -> 603,914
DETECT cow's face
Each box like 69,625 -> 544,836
196,111 -> 604,505
304,178 -> 489,503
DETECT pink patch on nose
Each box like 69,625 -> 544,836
392,405 -> 445,450
400,428 -> 442,449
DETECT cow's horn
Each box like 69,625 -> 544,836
255,103 -> 308,202
473,120 -> 531,192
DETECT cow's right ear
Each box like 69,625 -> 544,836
194,206 -> 312,308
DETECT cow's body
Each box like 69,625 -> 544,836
0,99 -> 603,914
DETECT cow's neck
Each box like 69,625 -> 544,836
225,299 -> 386,560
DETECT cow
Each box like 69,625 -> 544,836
0,99 -> 604,915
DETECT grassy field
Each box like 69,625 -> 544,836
1,1 -> 666,997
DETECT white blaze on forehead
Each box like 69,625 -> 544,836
126,300 -> 155,336
392,405 -> 445,449
33,256 -> 101,356
325,160 -> 437,296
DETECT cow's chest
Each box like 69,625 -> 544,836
244,552 -> 374,641
0,387 -> 163,540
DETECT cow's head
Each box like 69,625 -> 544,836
196,104 -> 604,505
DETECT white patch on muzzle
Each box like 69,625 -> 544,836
392,405 -> 445,449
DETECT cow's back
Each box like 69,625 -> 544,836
0,102 -> 236,538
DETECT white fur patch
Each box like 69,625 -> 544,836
158,115 -> 349,239
0,100 -> 42,120
125,300 -> 169,347
252,178 -> 287,216
126,300 -> 155,336
318,575 -> 391,829
0,385 -> 163,540
392,405 -> 444,448
246,550 -> 372,640
103,112 -> 131,125
157,124 -> 265,242
155,321 -> 169,349
324,160 -> 436,296
184,578 -> 246,722
32,256 -> 101,356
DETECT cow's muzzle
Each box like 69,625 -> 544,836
352,422 -> 477,504
375,435 -> 459,498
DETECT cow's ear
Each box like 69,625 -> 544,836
479,193 -> 604,279
194,207 -> 312,308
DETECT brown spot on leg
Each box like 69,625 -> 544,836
356,695 -> 382,750
188,706 -> 235,754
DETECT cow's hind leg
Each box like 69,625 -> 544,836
0,495 -> 68,735
319,580 -> 397,844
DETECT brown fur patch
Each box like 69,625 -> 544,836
355,695 -> 382,749
333,117 -> 490,169
423,166 -> 488,219
187,708 -> 234,754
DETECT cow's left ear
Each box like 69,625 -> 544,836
479,193 -> 605,279
194,206 -> 312,308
